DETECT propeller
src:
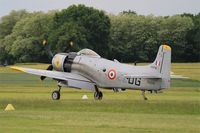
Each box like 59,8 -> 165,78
43,39 -> 53,58
40,64 -> 53,80
40,39 -> 74,81
40,39 -> 54,81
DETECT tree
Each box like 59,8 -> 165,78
0,10 -> 29,39
109,14 -> 161,62
2,12 -> 55,63
0,7 -> 199,63
157,15 -> 194,62
121,10 -> 137,15
109,14 -> 194,62
48,4 -> 111,57
0,10 -> 29,64
184,13 -> 200,62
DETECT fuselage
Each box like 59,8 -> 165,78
71,55 -> 162,90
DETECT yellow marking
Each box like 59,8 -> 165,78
163,44 -> 171,51
55,60 -> 60,67
53,56 -> 61,68
70,41 -> 74,46
10,66 -> 26,72
42,40 -> 47,45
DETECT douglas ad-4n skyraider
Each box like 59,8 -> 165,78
11,44 -> 171,100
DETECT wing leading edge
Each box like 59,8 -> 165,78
10,66 -> 95,90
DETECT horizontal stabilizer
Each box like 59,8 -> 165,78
170,72 -> 189,79
170,75 -> 189,79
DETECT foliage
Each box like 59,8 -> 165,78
0,10 -> 29,39
184,13 -> 200,62
1,11 -> 55,63
0,10 -> 29,64
48,5 -> 111,56
157,16 -> 194,62
109,14 -> 194,62
109,14 -> 161,62
0,6 -> 199,64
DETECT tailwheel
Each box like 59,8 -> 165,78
141,90 -> 148,100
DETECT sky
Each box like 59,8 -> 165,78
0,0 -> 200,17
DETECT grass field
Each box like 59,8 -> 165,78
0,63 -> 200,133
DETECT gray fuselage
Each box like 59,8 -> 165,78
71,55 -> 161,90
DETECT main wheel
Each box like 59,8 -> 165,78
94,92 -> 99,100
98,91 -> 103,100
52,90 -> 60,100
94,91 -> 103,100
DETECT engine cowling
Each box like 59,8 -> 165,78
52,52 -> 77,72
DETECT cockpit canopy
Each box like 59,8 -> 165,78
77,49 -> 100,58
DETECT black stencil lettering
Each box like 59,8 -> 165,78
135,78 -> 141,86
128,78 -> 134,84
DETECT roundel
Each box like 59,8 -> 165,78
108,69 -> 117,80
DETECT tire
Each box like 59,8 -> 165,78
99,91 -> 103,100
94,91 -> 103,100
94,91 -> 99,100
52,90 -> 60,100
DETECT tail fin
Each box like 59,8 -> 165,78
149,44 -> 171,89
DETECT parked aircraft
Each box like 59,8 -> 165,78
11,44 -> 171,100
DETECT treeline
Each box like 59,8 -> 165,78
110,12 -> 200,62
0,5 -> 199,64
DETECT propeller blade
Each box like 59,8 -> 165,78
40,75 -> 46,81
43,39 -> 53,58
47,64 -> 53,70
40,64 -> 53,81
46,45 -> 54,58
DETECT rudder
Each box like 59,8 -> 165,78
149,44 -> 171,89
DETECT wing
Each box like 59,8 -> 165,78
10,66 -> 95,90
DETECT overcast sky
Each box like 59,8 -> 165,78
0,0 -> 200,17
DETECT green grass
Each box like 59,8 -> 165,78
0,63 -> 200,133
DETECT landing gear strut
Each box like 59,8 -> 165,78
94,86 -> 103,100
52,86 -> 61,100
113,88 -> 119,92
141,90 -> 148,100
